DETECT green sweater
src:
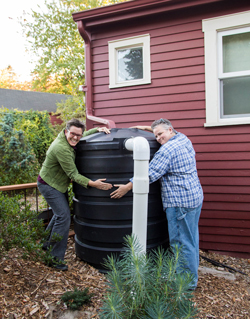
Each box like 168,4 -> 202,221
39,128 -> 98,193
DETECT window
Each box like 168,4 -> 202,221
109,34 -> 151,88
202,11 -> 250,126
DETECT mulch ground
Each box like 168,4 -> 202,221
0,237 -> 249,319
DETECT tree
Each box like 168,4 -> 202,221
20,0 -> 128,95
0,66 -> 32,91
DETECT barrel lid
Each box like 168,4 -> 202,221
80,128 -> 156,143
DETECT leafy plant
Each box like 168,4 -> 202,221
53,95 -> 86,133
0,192 -> 48,261
100,235 -> 198,319
61,287 -> 94,310
0,112 -> 39,185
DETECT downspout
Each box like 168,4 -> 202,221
77,20 -> 116,129
125,136 -> 150,253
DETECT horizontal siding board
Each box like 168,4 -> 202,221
93,75 -> 206,94
151,38 -> 204,54
204,193 -> 250,203
199,234 -> 250,244
151,30 -> 204,46
150,47 -> 204,62
151,57 -> 205,72
94,114 -> 205,126
95,104 -> 204,118
199,226 -> 250,237
93,84 -> 205,101
95,107 -> 205,120
196,153 -> 250,161
198,170 -> 250,177
94,92 -> 205,108
199,176 -> 250,186
180,125 -> 250,136
202,185 -> 250,194
191,134 -> 250,143
152,65 -> 205,79
200,210 -> 250,219
202,202 -> 250,211
199,219 -> 250,228
195,143 -> 250,153
197,161 -> 250,170
91,20 -> 202,46
199,242 -> 250,253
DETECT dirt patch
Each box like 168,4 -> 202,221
0,238 -> 249,318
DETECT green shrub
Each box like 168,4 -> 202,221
0,112 -> 39,185
54,95 -> 86,133
99,235 -> 198,319
0,192 -> 48,261
15,109 -> 56,165
61,287 -> 94,310
0,108 -> 56,165
0,108 -> 56,185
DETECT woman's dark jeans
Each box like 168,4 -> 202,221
37,181 -> 71,261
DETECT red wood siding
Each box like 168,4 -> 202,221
80,1 -> 250,257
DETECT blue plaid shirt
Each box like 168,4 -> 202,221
148,132 -> 203,209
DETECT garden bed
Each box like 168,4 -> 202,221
0,237 -> 249,318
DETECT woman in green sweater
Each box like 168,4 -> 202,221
37,118 -> 112,270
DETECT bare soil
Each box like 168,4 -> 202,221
0,237 -> 249,318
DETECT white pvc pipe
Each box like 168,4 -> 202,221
125,136 -> 150,253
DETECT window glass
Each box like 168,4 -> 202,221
118,47 -> 143,82
223,32 -> 250,73
221,76 -> 250,117
109,34 -> 150,88
202,11 -> 250,126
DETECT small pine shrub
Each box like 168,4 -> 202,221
61,288 -> 94,310
99,235 -> 198,319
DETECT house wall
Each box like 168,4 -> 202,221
86,2 -> 250,257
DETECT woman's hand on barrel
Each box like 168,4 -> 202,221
110,182 -> 132,199
97,127 -> 111,134
88,179 -> 112,190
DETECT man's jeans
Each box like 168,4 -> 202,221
37,181 -> 71,261
165,204 -> 202,289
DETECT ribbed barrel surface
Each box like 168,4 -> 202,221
73,128 -> 169,271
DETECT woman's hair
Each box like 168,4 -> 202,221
151,118 -> 176,133
66,118 -> 85,132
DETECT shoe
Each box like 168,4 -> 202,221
42,244 -> 48,251
47,259 -> 68,271
51,262 -> 68,271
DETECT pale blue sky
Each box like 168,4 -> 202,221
0,0 -> 45,81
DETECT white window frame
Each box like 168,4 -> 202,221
108,34 -> 151,89
202,11 -> 250,127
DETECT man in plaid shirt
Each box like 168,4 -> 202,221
111,119 -> 203,290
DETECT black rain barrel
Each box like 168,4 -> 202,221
73,128 -> 169,271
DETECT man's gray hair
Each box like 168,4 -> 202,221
151,118 -> 176,133
66,118 -> 85,132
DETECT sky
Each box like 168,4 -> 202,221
0,0 -> 45,81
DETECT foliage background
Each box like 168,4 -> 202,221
0,108 -> 56,185
19,0 -> 127,95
